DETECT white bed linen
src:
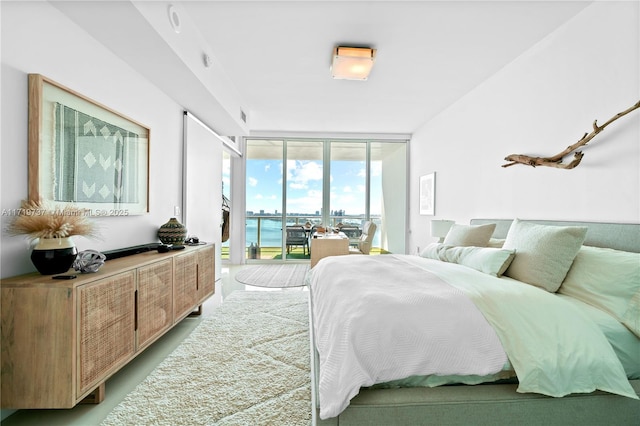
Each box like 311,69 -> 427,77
310,255 -> 638,419
310,255 -> 508,419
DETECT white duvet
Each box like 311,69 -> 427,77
309,254 -> 638,420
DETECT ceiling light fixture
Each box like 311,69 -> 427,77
331,46 -> 376,80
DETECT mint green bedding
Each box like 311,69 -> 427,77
400,255 -> 637,400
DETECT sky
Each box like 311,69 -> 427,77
245,159 -> 382,217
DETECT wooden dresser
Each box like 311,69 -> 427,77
0,244 -> 214,409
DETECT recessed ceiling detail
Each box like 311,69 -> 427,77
168,4 -> 181,34
203,53 -> 212,68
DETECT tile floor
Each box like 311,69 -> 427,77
1,264 -> 308,425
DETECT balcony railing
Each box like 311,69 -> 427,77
245,214 -> 381,259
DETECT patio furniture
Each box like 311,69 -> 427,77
348,221 -> 377,255
339,226 -> 362,247
286,226 -> 309,255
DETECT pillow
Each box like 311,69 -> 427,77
421,243 -> 516,277
559,246 -> 640,338
443,223 -> 496,247
487,238 -> 505,248
502,219 -> 587,292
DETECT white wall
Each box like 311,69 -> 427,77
408,1 -> 639,253
183,113 -> 223,280
0,2 -> 185,277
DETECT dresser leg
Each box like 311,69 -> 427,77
189,304 -> 203,316
80,383 -> 105,404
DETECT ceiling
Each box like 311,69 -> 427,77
52,1 -> 592,136
180,1 -> 590,135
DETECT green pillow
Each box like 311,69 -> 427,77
421,243 -> 515,277
559,246 -> 640,338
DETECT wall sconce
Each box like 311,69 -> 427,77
331,46 -> 376,80
430,220 -> 455,243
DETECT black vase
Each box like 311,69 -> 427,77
30,237 -> 78,275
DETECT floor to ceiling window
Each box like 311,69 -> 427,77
245,138 -> 407,261
245,140 -> 284,260
329,141 -> 367,227
286,140 -> 324,227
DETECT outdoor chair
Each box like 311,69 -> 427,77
339,226 -> 362,247
348,221 -> 377,255
285,226 -> 309,255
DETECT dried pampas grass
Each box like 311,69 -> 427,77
7,199 -> 98,240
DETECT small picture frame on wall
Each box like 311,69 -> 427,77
28,74 -> 149,216
419,172 -> 435,216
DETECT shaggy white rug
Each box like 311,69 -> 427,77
235,264 -> 310,288
101,291 -> 311,425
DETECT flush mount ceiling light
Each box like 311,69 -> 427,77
331,46 -> 376,80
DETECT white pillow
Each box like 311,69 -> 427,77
421,243 -> 515,277
487,238 -> 505,248
559,246 -> 640,338
502,219 -> 587,292
443,223 -> 496,247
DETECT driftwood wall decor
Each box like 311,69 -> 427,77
502,100 -> 640,169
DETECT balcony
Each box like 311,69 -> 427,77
243,214 -> 382,260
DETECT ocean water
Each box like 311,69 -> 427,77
244,217 -> 379,248
245,218 -> 285,247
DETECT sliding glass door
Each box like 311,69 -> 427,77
245,140 -> 284,260
245,138 -> 407,261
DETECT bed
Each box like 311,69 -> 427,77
308,219 -> 640,425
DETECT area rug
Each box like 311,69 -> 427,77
101,291 -> 311,426
235,264 -> 310,288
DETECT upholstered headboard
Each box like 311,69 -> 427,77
470,219 -> 640,253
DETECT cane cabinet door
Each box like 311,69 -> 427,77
136,259 -> 173,350
78,271 -> 136,397
173,251 -> 198,321
197,244 -> 215,304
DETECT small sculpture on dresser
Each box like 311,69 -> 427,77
158,217 -> 188,244
73,250 -> 106,273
